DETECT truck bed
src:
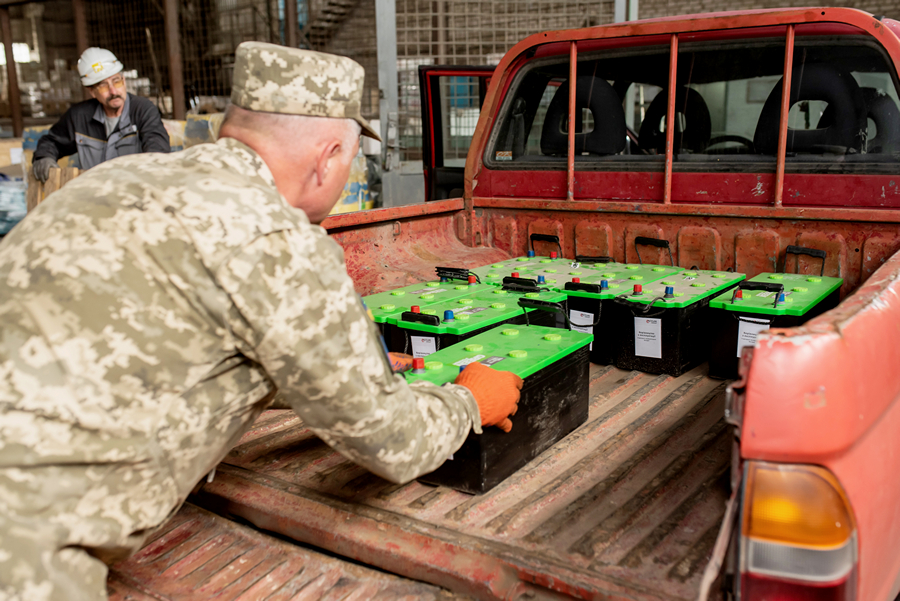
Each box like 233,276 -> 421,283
190,362 -> 731,601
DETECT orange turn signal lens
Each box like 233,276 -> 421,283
742,462 -> 855,548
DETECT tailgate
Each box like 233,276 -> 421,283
193,364 -> 732,601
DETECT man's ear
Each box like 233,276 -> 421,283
314,140 -> 343,186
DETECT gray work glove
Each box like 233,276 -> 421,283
33,157 -> 59,183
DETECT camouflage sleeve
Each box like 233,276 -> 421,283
216,227 -> 481,485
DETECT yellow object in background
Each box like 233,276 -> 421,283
329,152 -> 369,215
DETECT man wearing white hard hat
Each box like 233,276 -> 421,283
32,47 -> 170,182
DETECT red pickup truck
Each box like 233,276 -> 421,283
109,7 -> 900,601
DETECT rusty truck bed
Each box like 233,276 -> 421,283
108,503 -> 467,600
188,362 -> 731,601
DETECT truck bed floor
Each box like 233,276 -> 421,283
191,364 -> 731,601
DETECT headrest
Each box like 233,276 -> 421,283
540,76 -> 626,156
638,86 -> 711,154
753,63 -> 866,154
818,87 -> 900,154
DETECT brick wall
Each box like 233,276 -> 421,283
639,0 -> 899,21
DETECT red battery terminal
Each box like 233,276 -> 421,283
511,271 -> 520,278
572,277 -> 581,283
467,275 -> 477,284
411,305 -> 421,313
633,284 -> 643,295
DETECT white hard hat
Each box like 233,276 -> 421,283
77,47 -> 123,87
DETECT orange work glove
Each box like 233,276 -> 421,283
454,362 -> 523,432
388,352 -> 414,373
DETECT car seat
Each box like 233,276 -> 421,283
637,86 -> 712,154
540,75 -> 626,156
753,63 -> 867,154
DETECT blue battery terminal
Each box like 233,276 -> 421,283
600,279 -> 609,289
443,309 -> 455,322
537,275 -> 546,284
527,250 -> 535,257
440,277 -> 448,282
664,286 -> 675,298
776,292 -> 785,305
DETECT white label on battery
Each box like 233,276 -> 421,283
410,336 -> 437,358
756,291 -> 774,298
736,317 -> 771,357
411,287 -> 447,295
453,354 -> 486,367
634,317 -> 662,358
569,309 -> 594,350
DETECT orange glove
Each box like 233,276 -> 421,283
388,352 -> 414,373
454,362 -> 523,432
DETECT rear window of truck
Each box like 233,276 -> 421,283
486,34 -> 900,175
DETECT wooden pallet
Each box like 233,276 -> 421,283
26,166 -> 79,212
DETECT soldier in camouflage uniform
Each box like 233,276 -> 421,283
0,42 -> 522,601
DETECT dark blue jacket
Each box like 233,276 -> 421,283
34,94 -> 170,170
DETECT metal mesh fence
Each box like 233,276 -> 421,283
0,1 -> 80,124
396,0 -> 615,161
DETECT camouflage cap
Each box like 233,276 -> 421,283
231,42 -> 380,140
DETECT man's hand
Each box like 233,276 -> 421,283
454,362 -> 523,432
388,352 -> 414,373
33,157 -> 59,183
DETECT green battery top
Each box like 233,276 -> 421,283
363,280 -> 495,323
388,287 -> 565,335
615,270 -> 745,309
470,256 -> 582,284
404,324 -> 593,385
563,263 -> 684,299
709,273 -> 843,316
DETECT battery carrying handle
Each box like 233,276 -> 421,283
634,236 -> 675,267
399,312 -> 441,326
517,297 -> 601,328
781,245 -> 826,277
574,255 -> 612,264
613,293 -> 669,318
501,279 -> 547,294
565,281 -> 603,294
735,281 -> 785,308
502,275 -> 540,288
435,266 -> 480,283
530,233 -> 563,258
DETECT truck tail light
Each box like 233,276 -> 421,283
740,462 -> 857,601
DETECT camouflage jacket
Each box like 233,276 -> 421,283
0,137 -> 481,486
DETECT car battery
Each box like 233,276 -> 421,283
610,270 -> 745,376
707,273 -> 842,379
362,271 -> 493,338
405,323 -> 592,494
385,284 -> 566,357
469,251 -> 564,285
563,263 -> 684,365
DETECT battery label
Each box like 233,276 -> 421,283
480,356 -> 506,366
736,317 -> 771,357
569,309 -> 594,351
411,287 -> 447,295
411,336 -> 437,358
634,317 -> 662,359
756,291 -> 773,298
453,354 -> 486,367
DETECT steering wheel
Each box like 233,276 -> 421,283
705,135 -> 756,154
